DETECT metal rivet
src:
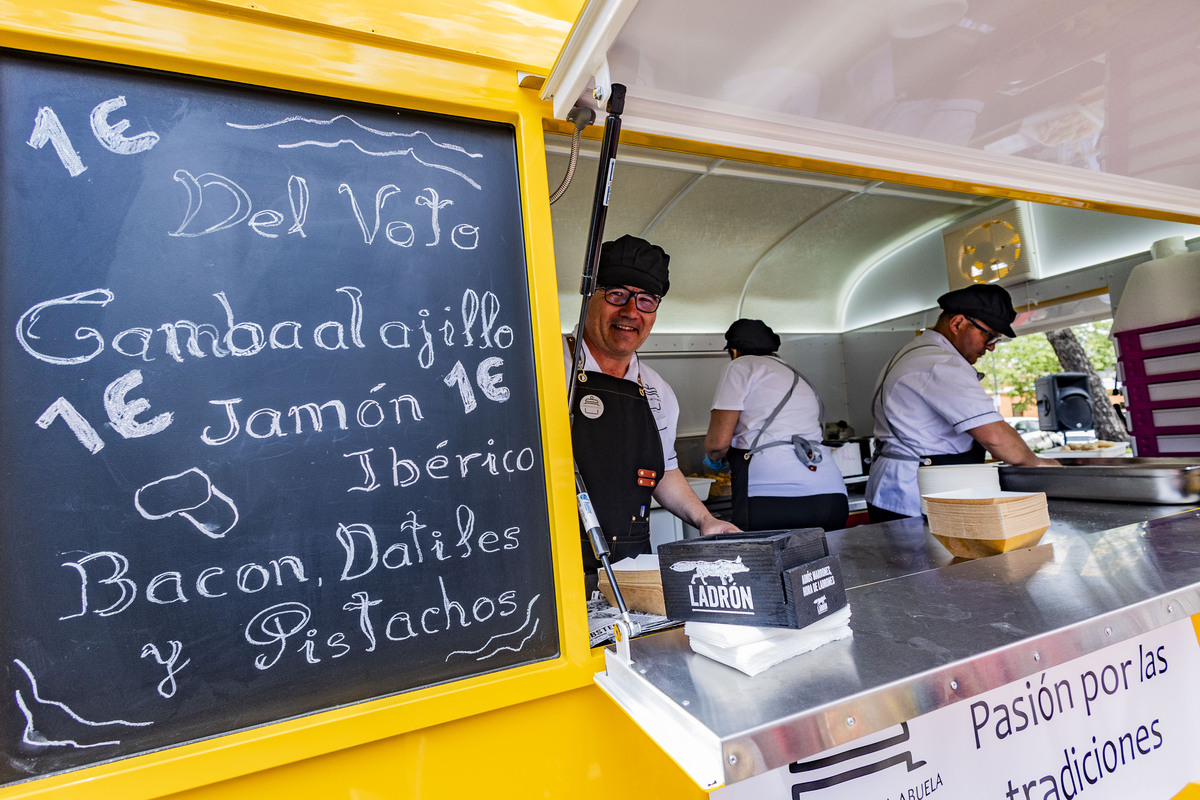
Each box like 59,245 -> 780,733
638,668 -> 646,674
1104,627 -> 1112,637
950,680 -> 959,691
1033,652 -> 1041,662
1167,605 -> 1175,614
728,754 -> 738,765
847,717 -> 856,727
682,700 -> 690,707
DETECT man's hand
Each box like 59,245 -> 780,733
698,516 -> 740,536
970,420 -> 1061,467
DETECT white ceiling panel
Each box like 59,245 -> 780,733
544,0 -> 1200,217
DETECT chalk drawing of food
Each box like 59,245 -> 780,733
134,467 -> 239,538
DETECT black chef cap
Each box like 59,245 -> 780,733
597,235 -> 670,297
937,283 -> 1017,338
725,318 -> 780,356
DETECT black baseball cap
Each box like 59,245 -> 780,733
938,283 -> 1016,338
597,235 -> 670,296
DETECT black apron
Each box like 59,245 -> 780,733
872,437 -> 987,468
727,446 -> 753,531
571,369 -> 664,573
921,440 -> 987,466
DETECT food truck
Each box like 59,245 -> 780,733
2,0 -> 1200,798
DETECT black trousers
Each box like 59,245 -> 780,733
739,492 -> 849,533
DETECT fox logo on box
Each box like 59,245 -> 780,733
670,557 -> 755,612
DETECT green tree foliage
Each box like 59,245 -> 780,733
979,320 -> 1118,415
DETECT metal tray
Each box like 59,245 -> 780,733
998,457 -> 1200,504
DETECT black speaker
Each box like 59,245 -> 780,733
1035,373 -> 1093,431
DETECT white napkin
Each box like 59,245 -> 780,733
684,606 -> 852,676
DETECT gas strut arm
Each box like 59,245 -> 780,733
566,84 -> 640,643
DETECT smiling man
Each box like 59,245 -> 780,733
865,283 -> 1060,523
568,235 -> 738,574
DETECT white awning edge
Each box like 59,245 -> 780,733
541,0 -> 641,121
613,90 -> 1200,221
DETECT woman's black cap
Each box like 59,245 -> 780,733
724,318 -> 780,354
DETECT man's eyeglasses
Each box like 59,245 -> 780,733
600,286 -> 662,313
965,317 -> 1004,347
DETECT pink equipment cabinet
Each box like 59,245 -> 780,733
1114,315 -> 1200,456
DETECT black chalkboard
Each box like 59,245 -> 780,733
0,50 -> 558,783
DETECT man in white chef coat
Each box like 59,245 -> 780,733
865,283 -> 1059,523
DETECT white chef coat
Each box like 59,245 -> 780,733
564,337 -> 680,471
865,330 -> 1002,517
711,355 -> 845,497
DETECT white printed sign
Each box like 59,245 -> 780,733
714,617 -> 1200,800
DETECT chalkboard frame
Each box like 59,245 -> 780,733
0,46 -> 584,794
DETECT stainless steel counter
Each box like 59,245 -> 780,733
594,501 -> 1200,789
833,498 -> 1189,588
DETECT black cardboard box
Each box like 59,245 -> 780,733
782,555 -> 848,628
657,529 -> 846,628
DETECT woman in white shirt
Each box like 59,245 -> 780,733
705,319 -> 848,532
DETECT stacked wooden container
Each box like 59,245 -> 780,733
923,489 -> 1050,559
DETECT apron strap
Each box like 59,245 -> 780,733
745,368 -> 799,456
872,442 -> 929,465
871,342 -> 944,462
749,434 -> 823,471
744,359 -> 825,469
871,436 -> 987,466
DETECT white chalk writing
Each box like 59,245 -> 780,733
13,84 -> 549,748
11,659 -> 152,749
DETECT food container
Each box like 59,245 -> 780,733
651,475 -> 716,508
998,458 -> 1200,504
922,489 -> 1050,559
687,476 -> 715,501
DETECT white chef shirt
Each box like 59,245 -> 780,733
711,355 -> 846,498
865,330 -> 1002,517
564,337 -> 680,471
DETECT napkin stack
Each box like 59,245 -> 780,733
684,606 -> 852,677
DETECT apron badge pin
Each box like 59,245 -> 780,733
579,394 -> 604,419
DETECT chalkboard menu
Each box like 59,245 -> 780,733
0,50 -> 558,783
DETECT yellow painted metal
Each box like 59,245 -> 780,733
158,684 -> 707,800
0,0 -> 582,122
193,0 -> 583,71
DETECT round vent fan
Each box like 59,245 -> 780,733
957,219 -> 1021,283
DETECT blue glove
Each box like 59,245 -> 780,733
702,454 -> 728,472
